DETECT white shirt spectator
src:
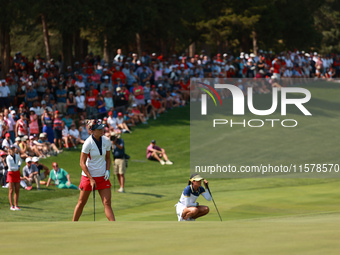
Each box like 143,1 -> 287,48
75,95 -> 85,110
2,138 -> 13,150
4,115 -> 15,132
62,126 -> 69,137
0,84 -> 10,97
107,116 -> 117,129
69,128 -> 80,139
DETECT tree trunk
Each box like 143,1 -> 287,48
252,29 -> 257,55
41,14 -> 51,61
136,32 -> 142,58
73,29 -> 81,63
0,24 -> 11,79
189,42 -> 195,57
103,33 -> 109,63
62,32 -> 73,67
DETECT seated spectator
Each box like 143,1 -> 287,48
107,111 -> 122,133
97,94 -> 107,119
116,112 -> 131,133
78,120 -> 90,141
31,156 -> 50,185
146,140 -> 173,165
132,104 -> 147,124
37,133 -> 62,155
69,123 -> 84,147
28,135 -> 45,158
13,137 -> 29,159
2,133 -> 13,150
46,162 -> 78,189
61,121 -> 76,149
145,99 -> 157,120
22,157 -> 41,190
125,108 -> 136,127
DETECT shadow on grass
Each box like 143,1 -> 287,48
128,192 -> 164,198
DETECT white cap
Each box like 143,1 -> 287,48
25,157 -> 32,163
132,103 -> 137,107
11,110 -> 16,115
15,137 -> 21,142
32,156 -> 39,162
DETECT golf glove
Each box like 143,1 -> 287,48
104,170 -> 110,181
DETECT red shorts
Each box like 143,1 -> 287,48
7,171 -> 21,183
79,176 -> 111,191
151,99 -> 161,109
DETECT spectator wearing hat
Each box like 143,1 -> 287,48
2,133 -> 13,150
56,83 -> 67,115
13,136 -> 29,159
15,113 -> 28,138
3,109 -> 16,142
138,67 -> 151,87
107,111 -> 121,133
29,107 -> 39,136
35,75 -> 48,100
66,91 -> 77,120
146,140 -> 173,165
23,157 -> 41,190
132,104 -> 147,124
116,112 -> 131,133
111,132 -> 126,193
100,76 -> 113,92
38,132 -> 62,155
145,99 -> 157,120
31,156 -> 49,185
28,135 -> 46,159
46,162 -> 78,189
114,87 -> 128,113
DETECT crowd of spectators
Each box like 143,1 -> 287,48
1,48 -> 339,154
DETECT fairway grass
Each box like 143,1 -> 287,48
2,216 -> 340,255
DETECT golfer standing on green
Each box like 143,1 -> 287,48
73,119 -> 115,221
175,174 -> 212,221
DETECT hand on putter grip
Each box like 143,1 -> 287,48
204,179 -> 209,188
104,170 -> 110,181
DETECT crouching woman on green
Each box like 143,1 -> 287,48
46,162 -> 78,189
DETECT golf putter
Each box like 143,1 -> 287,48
206,183 -> 222,222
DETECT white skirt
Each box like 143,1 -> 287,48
175,202 -> 186,221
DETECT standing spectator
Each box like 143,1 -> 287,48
28,108 -> 39,136
4,109 -> 15,142
111,132 -> 126,193
97,94 -> 107,119
41,109 -> 54,143
46,162 -> 78,189
132,81 -> 146,116
0,80 -> 10,110
6,145 -> 23,210
26,83 -> 38,108
53,111 -> 63,150
22,157 -> 40,190
0,113 -> 8,139
85,89 -> 97,119
66,91 -> 77,120
56,84 -> 67,115
104,91 -> 114,113
7,78 -> 18,106
15,113 -> 28,138
111,65 -> 127,85
75,90 -> 86,119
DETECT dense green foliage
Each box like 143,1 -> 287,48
1,0 -> 340,63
